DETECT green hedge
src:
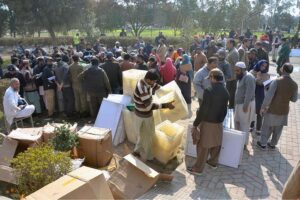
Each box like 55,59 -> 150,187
0,36 -> 190,49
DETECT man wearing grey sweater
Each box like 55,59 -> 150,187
234,62 -> 256,145
193,57 -> 218,107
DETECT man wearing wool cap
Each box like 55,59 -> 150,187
234,61 -> 256,147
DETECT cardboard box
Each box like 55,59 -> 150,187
0,136 -> 18,184
153,120 -> 184,164
43,123 -> 78,143
8,127 -> 43,145
26,166 -> 114,200
77,126 -> 113,168
122,69 -> 148,96
0,165 -> 16,184
108,154 -> 159,199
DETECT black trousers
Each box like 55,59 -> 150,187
62,87 -> 75,117
226,80 -> 237,109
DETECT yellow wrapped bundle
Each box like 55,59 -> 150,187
122,69 -> 148,96
155,81 -> 188,122
153,120 -> 184,164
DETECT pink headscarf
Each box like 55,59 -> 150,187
160,58 -> 176,85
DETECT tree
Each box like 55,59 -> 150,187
3,0 -> 87,39
0,1 -> 8,37
94,0 -> 125,34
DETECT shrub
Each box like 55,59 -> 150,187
51,123 -> 79,152
11,144 -> 71,195
0,36 -> 190,49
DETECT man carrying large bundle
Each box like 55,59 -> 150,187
133,69 -> 175,161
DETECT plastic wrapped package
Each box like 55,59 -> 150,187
123,109 -> 139,144
123,69 -> 148,96
156,91 -> 188,122
153,120 -> 184,164
154,81 -> 188,122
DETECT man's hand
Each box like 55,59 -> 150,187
243,105 -> 248,113
260,107 -> 267,116
165,100 -> 175,110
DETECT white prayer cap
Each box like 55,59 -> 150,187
235,62 -> 246,69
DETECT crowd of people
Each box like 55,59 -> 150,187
0,28 -> 299,198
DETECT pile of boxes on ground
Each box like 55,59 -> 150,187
0,69 -> 247,199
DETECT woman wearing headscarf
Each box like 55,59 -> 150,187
250,60 -> 270,134
159,58 -> 176,85
176,54 -> 193,118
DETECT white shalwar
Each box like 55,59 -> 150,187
234,100 -> 256,144
3,87 -> 35,125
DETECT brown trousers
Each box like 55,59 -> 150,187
193,145 -> 221,172
44,89 -> 55,116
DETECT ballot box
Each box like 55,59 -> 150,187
185,124 -> 245,168
218,128 -> 246,168
123,69 -> 148,96
223,109 -> 235,129
153,120 -> 184,164
155,81 -> 188,122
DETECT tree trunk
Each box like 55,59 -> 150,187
47,28 -> 56,40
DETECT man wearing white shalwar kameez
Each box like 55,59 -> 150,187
3,78 -> 35,130
234,62 -> 256,145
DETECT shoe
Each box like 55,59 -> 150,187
187,167 -> 202,176
267,143 -> 276,150
257,141 -> 266,150
256,130 -> 261,136
132,151 -> 141,158
206,162 -> 218,170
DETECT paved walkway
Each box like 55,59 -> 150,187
141,61 -> 300,199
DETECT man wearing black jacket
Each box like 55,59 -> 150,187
188,68 -> 229,175
100,52 -> 122,94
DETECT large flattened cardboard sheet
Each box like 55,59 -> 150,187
8,128 -> 43,144
108,154 -> 159,199
94,99 -> 123,144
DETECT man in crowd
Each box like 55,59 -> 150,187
257,63 -> 298,149
276,38 -> 291,74
79,56 -> 111,117
3,78 -> 35,132
188,69 -> 229,175
42,57 -> 56,117
119,28 -> 127,37
255,41 -> 269,63
216,49 -> 231,81
272,31 -> 281,62
120,54 -> 135,71
226,39 -> 239,108
101,52 -> 122,94
4,64 -> 26,98
194,57 -> 218,107
155,32 -> 166,46
136,54 -> 148,70
133,69 -> 174,161
69,54 -> 88,117
193,47 -> 208,72
234,62 -> 256,146
248,48 -> 259,71
53,54 -> 67,113
157,39 -> 167,63
33,56 -> 46,111
238,38 -> 250,67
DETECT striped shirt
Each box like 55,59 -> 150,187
134,79 -> 161,118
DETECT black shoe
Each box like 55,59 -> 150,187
267,143 -> 276,150
132,151 -> 141,158
256,130 -> 261,136
257,141 -> 266,150
206,162 -> 218,170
